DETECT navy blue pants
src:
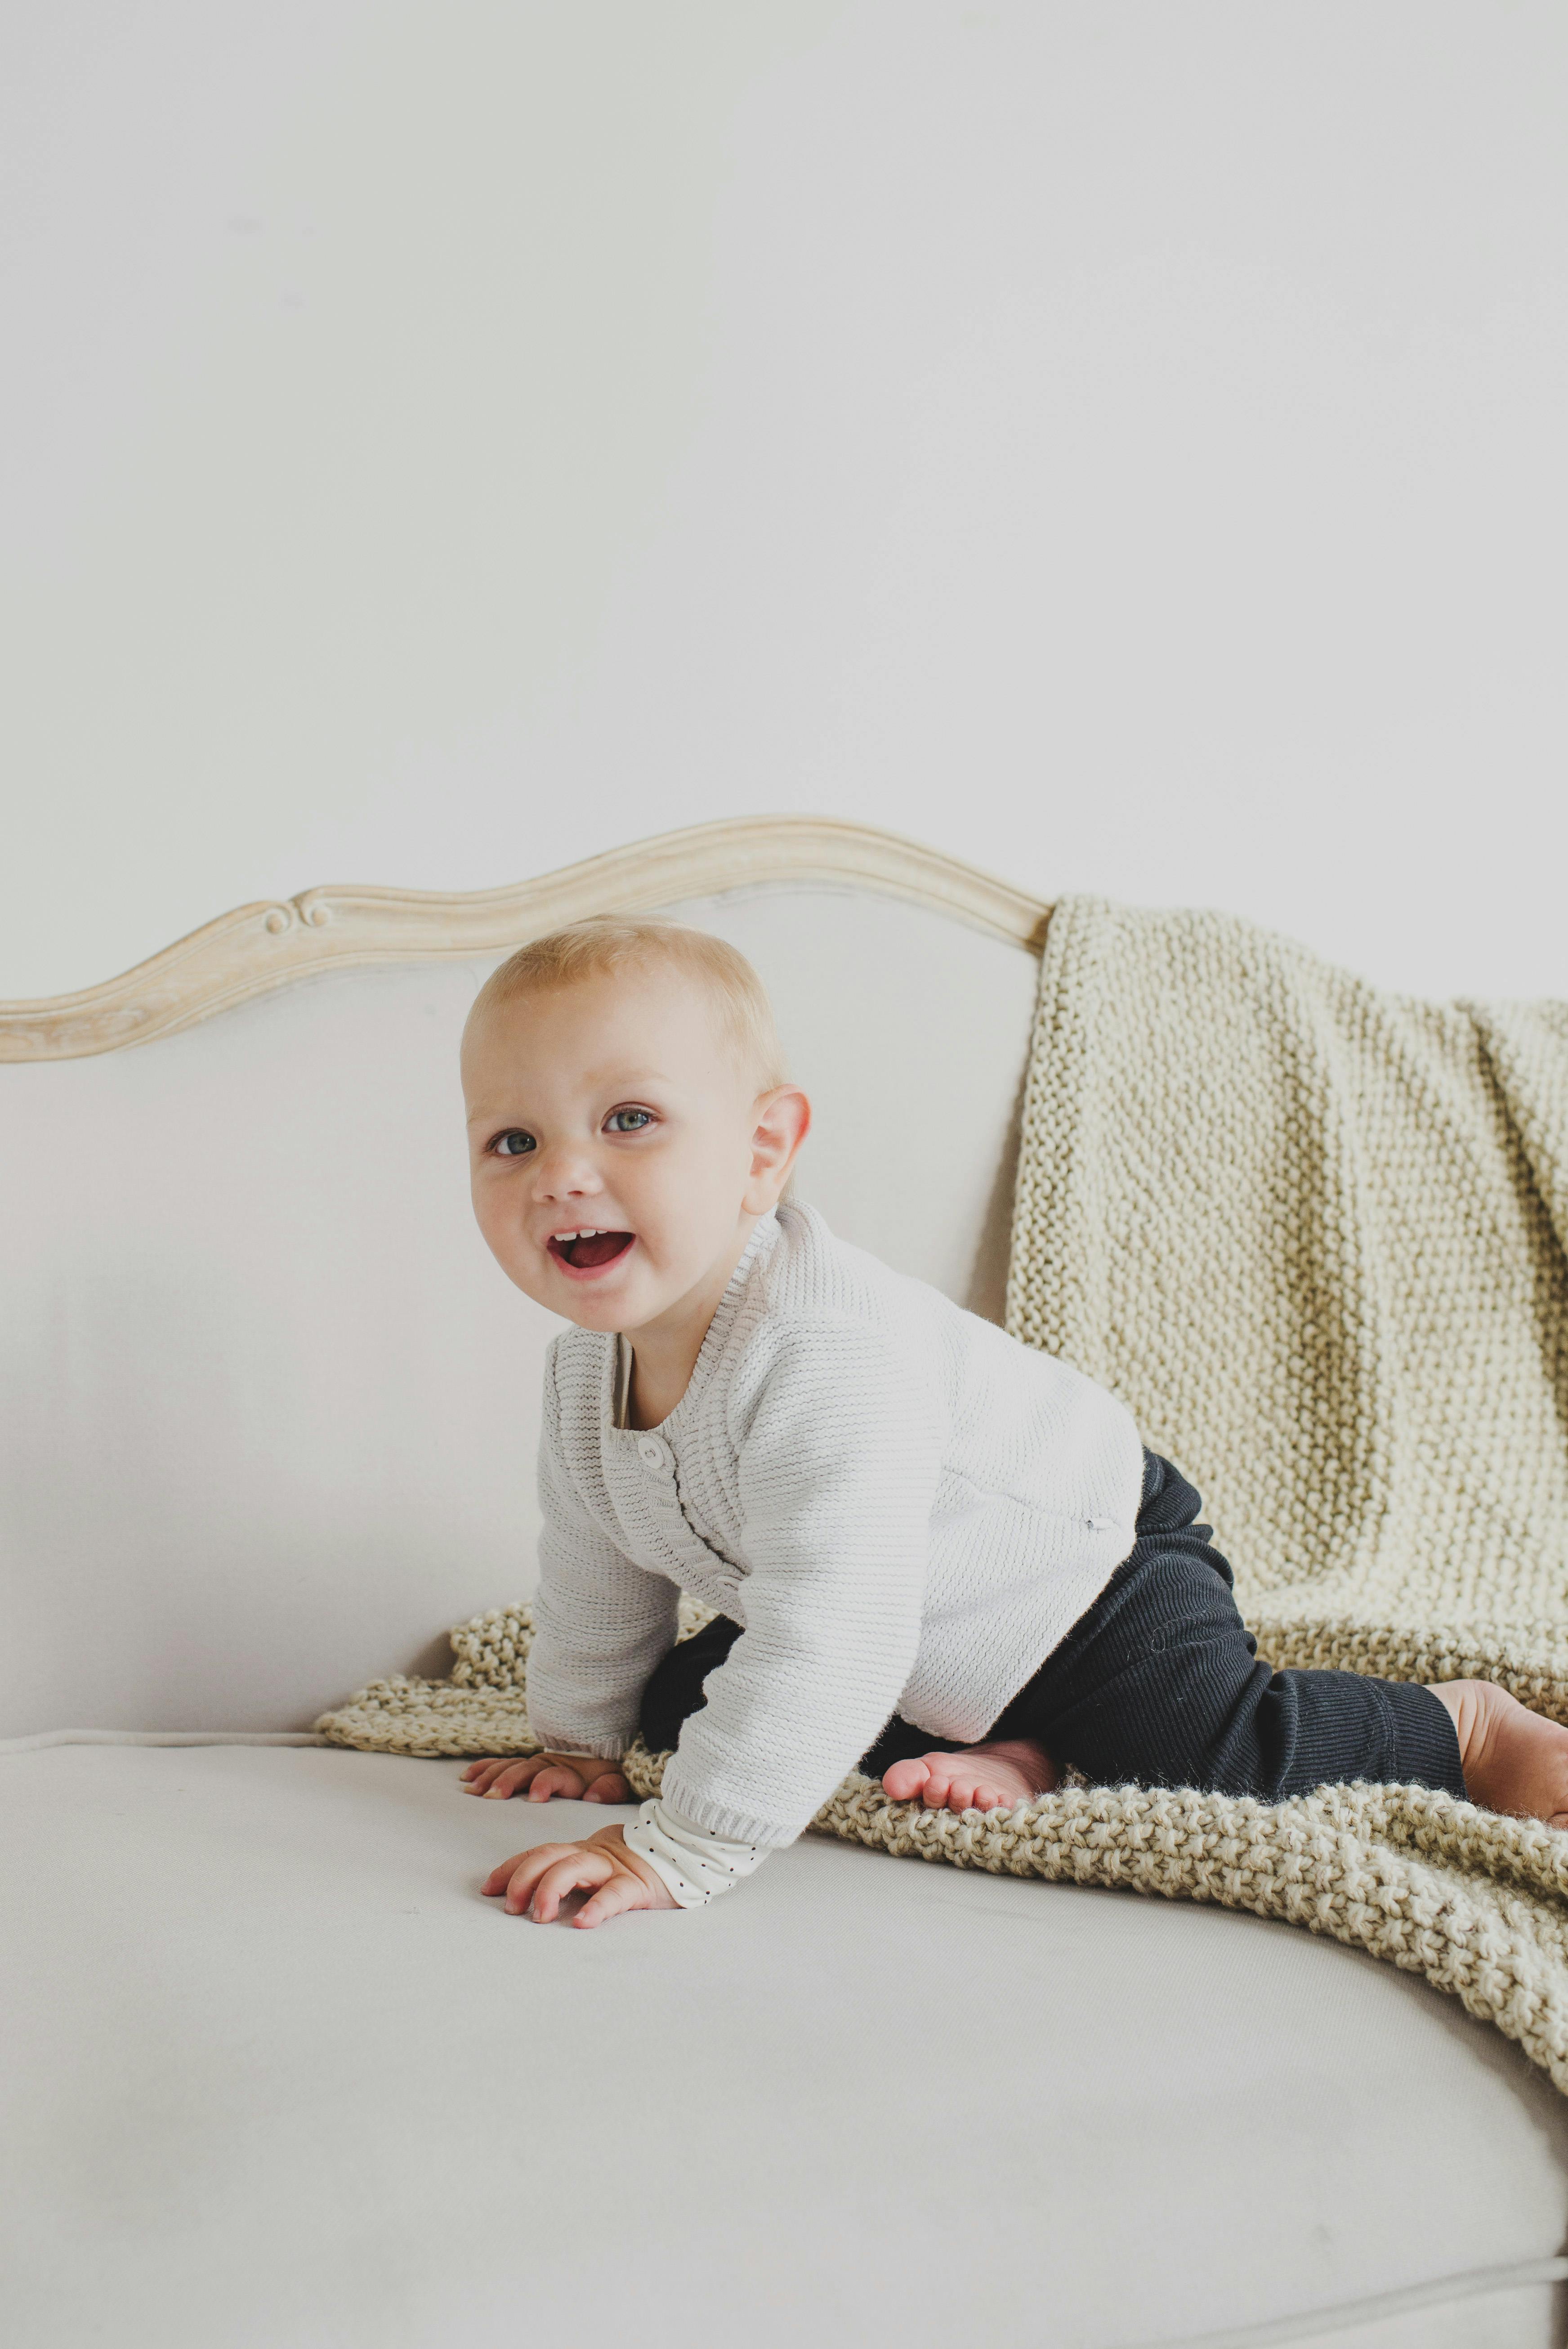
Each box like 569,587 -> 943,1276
638,1450 -> 1467,1803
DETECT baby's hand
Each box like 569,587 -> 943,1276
462,1751 -> 630,1803
483,1822 -> 679,1928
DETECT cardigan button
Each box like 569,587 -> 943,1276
637,1435 -> 673,1473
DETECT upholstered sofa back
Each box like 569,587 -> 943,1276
1,851 -> 1042,1737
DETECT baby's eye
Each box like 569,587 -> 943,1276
491,1130 -> 535,1158
605,1109 -> 653,1133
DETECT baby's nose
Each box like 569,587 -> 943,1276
533,1144 -> 601,1194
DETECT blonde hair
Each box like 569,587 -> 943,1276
467,916 -> 791,1095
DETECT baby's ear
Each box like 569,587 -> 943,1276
747,1085 -> 811,1207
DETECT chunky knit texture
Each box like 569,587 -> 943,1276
1006,898 -> 1568,1699
318,897 -> 1568,2091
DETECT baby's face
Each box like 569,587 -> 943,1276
462,966 -> 792,1335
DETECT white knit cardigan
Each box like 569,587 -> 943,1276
525,1201 -> 1145,1854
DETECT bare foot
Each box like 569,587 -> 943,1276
461,1753 -> 630,1804
1426,1681 -> 1568,1827
881,1735 -> 1059,1813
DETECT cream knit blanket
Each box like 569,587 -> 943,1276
319,899 -> 1568,2092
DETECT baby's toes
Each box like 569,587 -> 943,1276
882,1757 -> 932,1803
1539,1728 -> 1568,1829
913,1755 -> 969,1809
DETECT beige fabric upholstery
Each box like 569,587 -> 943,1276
317,897 -> 1568,2100
7,871 -> 1567,2345
3,1743 -> 1567,2349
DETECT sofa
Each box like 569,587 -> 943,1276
4,816 -> 1566,2349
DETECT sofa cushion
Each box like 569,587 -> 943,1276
4,1744 -> 1566,2348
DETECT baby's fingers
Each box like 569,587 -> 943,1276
482,1843 -> 571,1904
464,1756 -> 542,1799
573,1869 -> 653,1929
483,1846 -> 536,1897
516,1849 -> 615,1924
480,1843 -> 608,1919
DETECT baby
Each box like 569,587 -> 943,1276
459,916 -> 1568,1929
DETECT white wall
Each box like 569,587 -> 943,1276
4,1 -> 1565,1007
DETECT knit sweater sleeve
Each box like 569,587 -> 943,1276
525,1347 -> 680,1762
658,1320 -> 945,1847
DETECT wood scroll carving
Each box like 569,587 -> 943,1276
0,816 -> 1050,1062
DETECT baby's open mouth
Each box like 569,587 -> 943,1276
548,1229 -> 635,1272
